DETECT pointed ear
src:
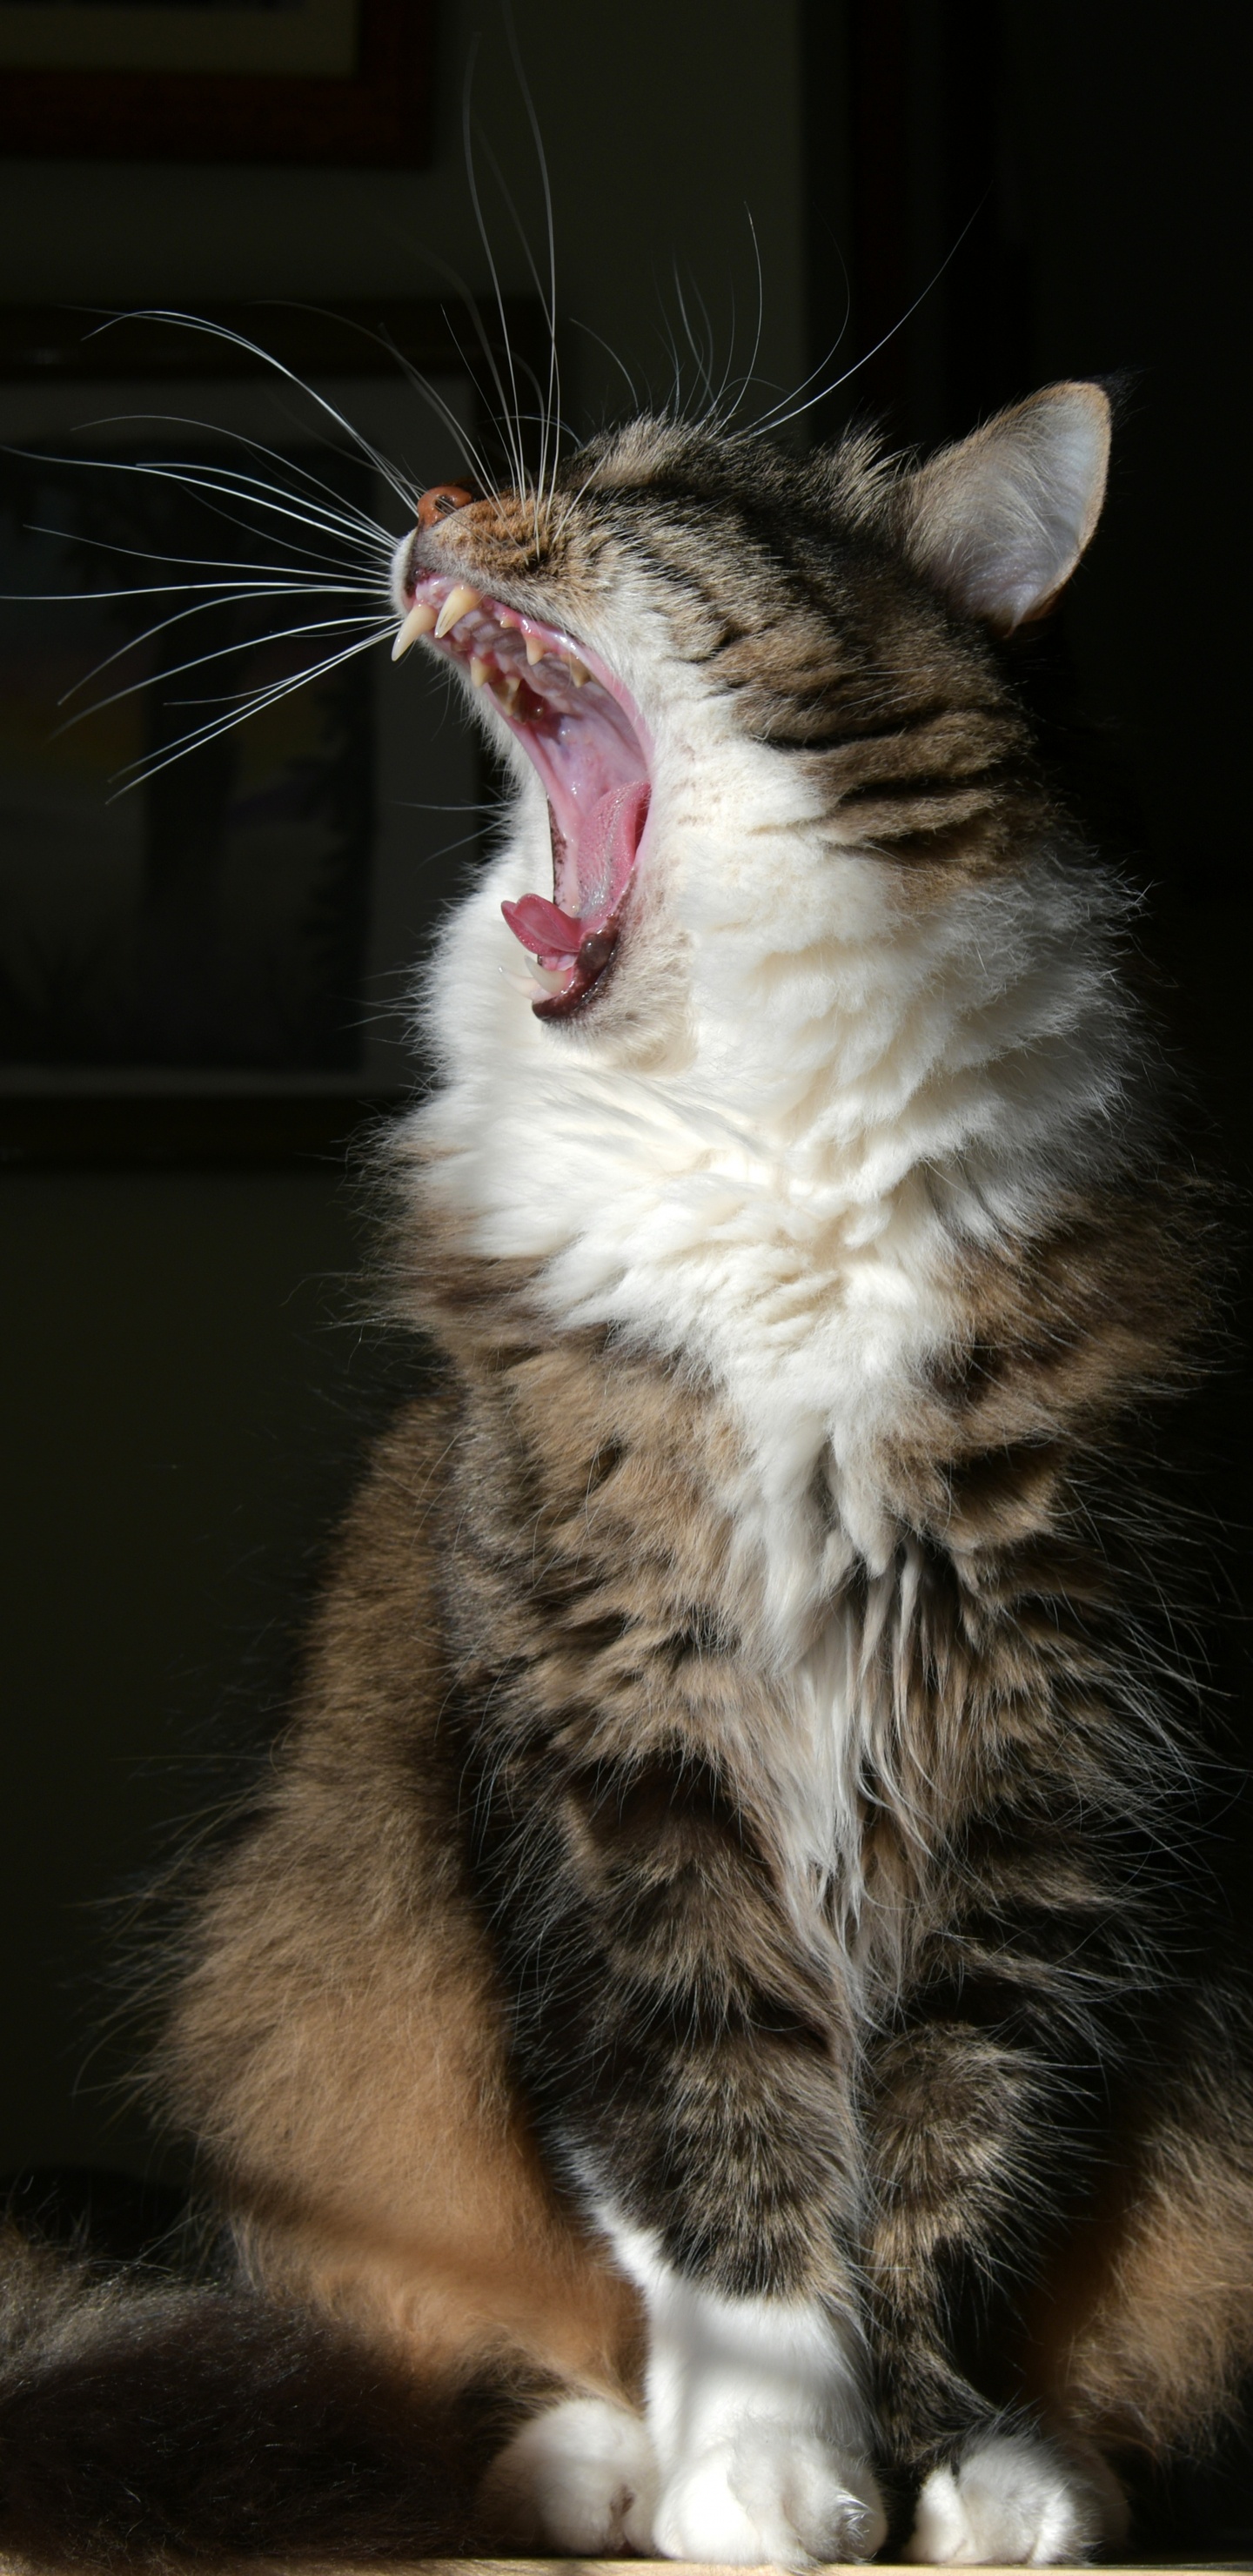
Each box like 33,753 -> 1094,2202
901,381 -> 1111,633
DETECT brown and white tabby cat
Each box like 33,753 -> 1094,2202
4,382 -> 1253,2570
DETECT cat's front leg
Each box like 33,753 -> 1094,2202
606,2223 -> 887,2566
468,1701 -> 888,2562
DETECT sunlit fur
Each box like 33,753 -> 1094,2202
4,393 -> 1252,2573
414,410 -> 1175,1913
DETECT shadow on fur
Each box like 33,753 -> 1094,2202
0,2222 -> 492,2571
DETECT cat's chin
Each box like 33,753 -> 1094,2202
391,563 -> 653,1022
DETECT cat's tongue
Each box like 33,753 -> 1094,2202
499,890 -> 585,963
502,779 -> 651,967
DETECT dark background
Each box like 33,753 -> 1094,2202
2,0 -> 1252,2533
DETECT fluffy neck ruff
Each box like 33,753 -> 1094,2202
407,762 -> 1136,1652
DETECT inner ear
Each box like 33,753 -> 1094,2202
901,382 -> 1111,634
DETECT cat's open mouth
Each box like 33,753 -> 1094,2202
392,574 -> 652,1020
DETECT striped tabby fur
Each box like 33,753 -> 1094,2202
4,384 -> 1251,2568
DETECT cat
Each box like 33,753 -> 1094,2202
3,379 -> 1253,2571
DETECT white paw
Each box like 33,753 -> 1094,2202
652,2423 -> 888,2568
904,2431 -> 1122,2566
479,2393 -> 658,2552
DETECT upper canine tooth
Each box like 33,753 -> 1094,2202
435,584 -> 481,639
470,657 -> 490,688
391,598 -> 438,661
525,635 -> 546,665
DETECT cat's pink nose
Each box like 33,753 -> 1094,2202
417,482 -> 474,529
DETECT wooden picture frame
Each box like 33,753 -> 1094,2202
0,299 -> 542,1166
0,0 -> 435,168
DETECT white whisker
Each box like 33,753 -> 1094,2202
427,298 -> 526,496
690,271 -> 724,418
269,293 -> 506,514
188,406 -> 403,545
547,453 -> 609,550
8,573 -> 372,604
747,200 -> 981,442
702,285 -> 740,429
477,111 -> 563,535
84,308 -> 421,514
107,621 -> 394,795
8,517 -> 372,583
381,818 -> 485,862
657,294 -> 686,421
55,608 -> 387,735
462,44 -> 528,504
17,447 -> 392,569
569,318 -> 641,422
672,263 -> 712,414
13,435 -> 392,572
117,460 -> 392,560
376,335 -> 499,514
56,582 -> 382,708
341,270 -> 513,513
502,9 -> 562,523
26,408 -> 398,552
717,206 -> 768,432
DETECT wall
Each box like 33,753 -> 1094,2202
0,2 -> 809,435
0,2 -> 809,2177
3,1 -> 1250,2199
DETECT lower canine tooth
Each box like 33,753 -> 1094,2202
434,583 -> 481,638
501,967 -> 561,1000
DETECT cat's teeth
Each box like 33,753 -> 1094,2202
525,636 -> 546,666
494,673 -> 522,711
434,584 -> 481,638
501,967 -> 560,1001
391,598 -> 438,661
565,654 -> 590,685
470,657 -> 490,688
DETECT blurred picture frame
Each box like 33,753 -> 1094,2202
0,299 -> 538,1164
0,0 -> 433,167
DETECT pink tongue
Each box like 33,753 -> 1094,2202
502,891 -> 583,962
502,780 -> 650,963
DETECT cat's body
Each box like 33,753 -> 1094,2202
4,384 -> 1253,2569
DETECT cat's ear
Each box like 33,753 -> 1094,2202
901,382 -> 1111,634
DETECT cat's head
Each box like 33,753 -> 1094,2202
390,385 -> 1109,1063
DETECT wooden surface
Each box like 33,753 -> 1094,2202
222,2561 -> 1253,2573
45,2561 -> 1236,2574
3,2532 -> 1249,2567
